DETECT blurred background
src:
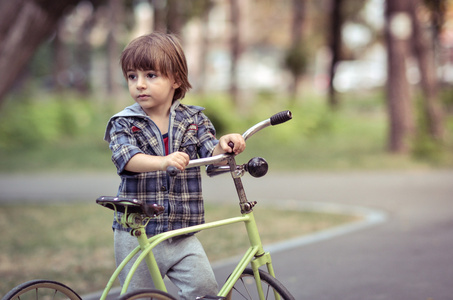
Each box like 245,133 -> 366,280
0,0 -> 452,172
1,0 -> 453,297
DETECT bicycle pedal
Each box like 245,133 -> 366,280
195,296 -> 226,300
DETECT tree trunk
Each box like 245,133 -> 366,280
229,0 -> 241,106
0,1 -> 60,106
291,0 -> 305,45
167,0 -> 185,34
385,0 -> 415,153
74,2 -> 94,94
0,0 -> 103,106
289,0 -> 306,99
0,0 -> 26,44
152,0 -> 167,32
106,0 -> 122,97
52,20 -> 68,91
409,0 -> 444,140
198,0 -> 214,94
328,0 -> 343,109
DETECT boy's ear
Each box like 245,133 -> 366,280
172,73 -> 182,89
173,81 -> 181,89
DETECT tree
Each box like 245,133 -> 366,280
328,0 -> 344,109
384,0 -> 445,153
284,0 -> 307,100
167,0 -> 186,34
106,0 -> 123,97
152,0 -> 167,32
229,0 -> 242,106
73,2 -> 95,94
410,0 -> 444,140
384,0 -> 415,153
0,0 -> 104,106
189,0 -> 214,94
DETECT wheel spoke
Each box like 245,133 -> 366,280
232,277 -> 251,299
53,289 -> 59,300
227,268 -> 294,300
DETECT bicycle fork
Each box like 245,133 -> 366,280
217,211 -> 280,300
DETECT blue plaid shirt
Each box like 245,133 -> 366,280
105,101 -> 219,236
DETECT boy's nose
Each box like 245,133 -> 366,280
137,77 -> 147,89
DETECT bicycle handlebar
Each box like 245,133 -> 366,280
167,110 -> 292,176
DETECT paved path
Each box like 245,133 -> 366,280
201,170 -> 453,300
2,170 -> 453,299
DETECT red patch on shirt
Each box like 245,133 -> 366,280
187,124 -> 198,131
131,126 -> 141,133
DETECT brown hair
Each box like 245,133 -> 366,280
120,32 -> 192,101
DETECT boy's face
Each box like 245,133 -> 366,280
126,69 -> 180,116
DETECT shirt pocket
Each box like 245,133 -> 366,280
180,130 -> 199,159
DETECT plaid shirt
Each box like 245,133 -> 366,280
105,101 -> 219,236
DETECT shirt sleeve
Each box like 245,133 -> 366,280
196,112 -> 219,158
108,117 -> 143,174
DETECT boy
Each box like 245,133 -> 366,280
104,32 -> 246,299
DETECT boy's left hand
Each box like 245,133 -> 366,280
217,134 -> 246,155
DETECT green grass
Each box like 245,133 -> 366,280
0,202 -> 357,296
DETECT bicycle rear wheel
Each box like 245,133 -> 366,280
2,279 -> 81,300
118,289 -> 177,300
226,268 -> 294,300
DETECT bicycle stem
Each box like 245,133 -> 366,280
226,155 -> 256,214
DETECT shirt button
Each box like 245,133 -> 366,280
161,186 -> 167,191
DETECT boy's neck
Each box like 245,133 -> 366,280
146,109 -> 170,135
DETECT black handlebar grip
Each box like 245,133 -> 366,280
167,166 -> 180,176
270,110 -> 292,126
228,141 -> 235,153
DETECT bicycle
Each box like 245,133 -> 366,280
2,110 -> 294,300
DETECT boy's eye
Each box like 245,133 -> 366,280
147,72 -> 157,78
127,74 -> 137,80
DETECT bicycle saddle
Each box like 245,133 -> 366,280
96,196 -> 165,218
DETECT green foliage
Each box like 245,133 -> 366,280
0,92 -> 115,172
410,90 -> 453,165
0,90 -> 452,172
187,93 -> 246,135
411,133 -> 445,164
1,94 -> 92,151
440,86 -> 453,110
284,42 -> 309,77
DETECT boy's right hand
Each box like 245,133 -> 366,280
162,151 -> 190,171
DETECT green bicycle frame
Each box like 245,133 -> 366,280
99,210 -> 279,300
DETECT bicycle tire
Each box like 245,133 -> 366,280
2,279 -> 81,300
226,268 -> 295,300
118,288 -> 177,300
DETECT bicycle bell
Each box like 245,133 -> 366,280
245,157 -> 268,178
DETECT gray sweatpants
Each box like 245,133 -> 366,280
114,229 -> 218,300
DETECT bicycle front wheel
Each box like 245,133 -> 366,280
2,279 -> 81,300
226,268 -> 295,300
118,289 -> 177,300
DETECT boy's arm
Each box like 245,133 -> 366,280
212,133 -> 246,156
125,152 -> 190,173
125,134 -> 244,173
